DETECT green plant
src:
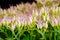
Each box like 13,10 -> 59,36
0,0 -> 60,40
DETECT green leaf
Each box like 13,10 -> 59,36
0,37 -> 3,40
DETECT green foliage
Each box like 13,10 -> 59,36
0,21 -> 60,40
